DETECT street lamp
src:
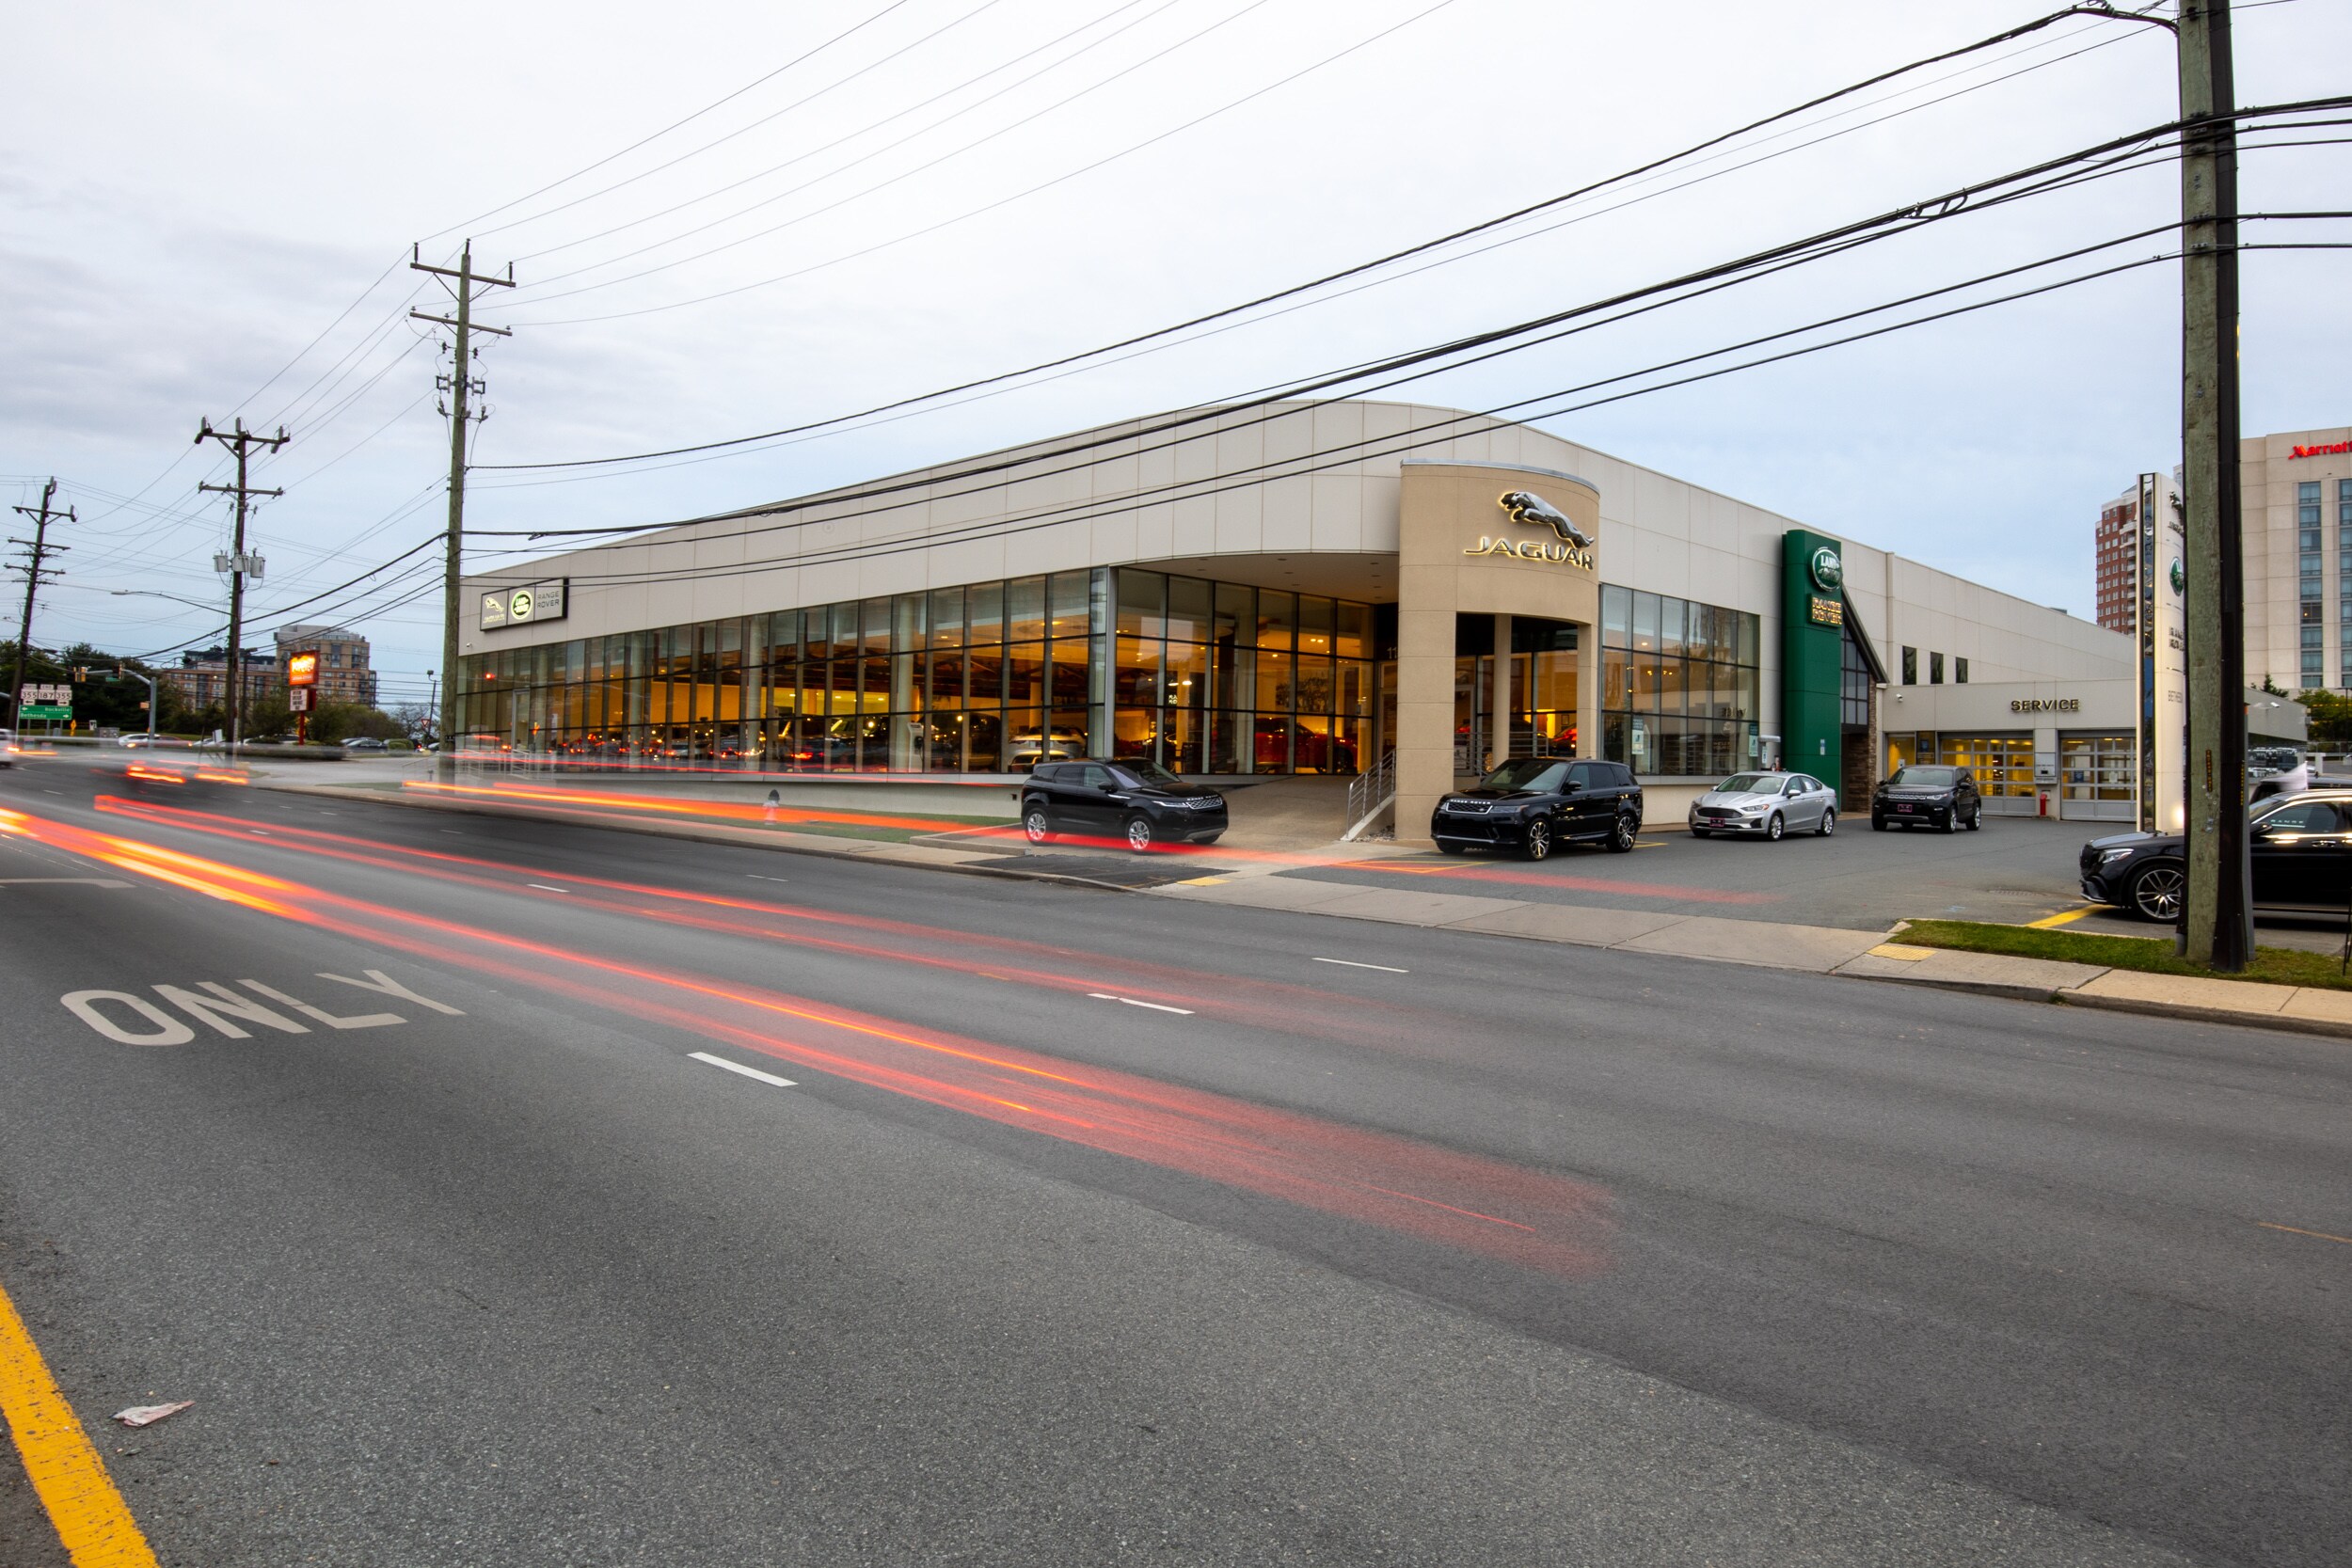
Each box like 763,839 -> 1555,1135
110,588 -> 221,613
112,590 -> 230,735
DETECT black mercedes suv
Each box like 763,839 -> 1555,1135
2081,788 -> 2352,921
1430,757 -> 1643,860
1020,758 -> 1228,851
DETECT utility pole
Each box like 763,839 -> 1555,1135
2177,0 -> 2251,969
195,419 -> 288,752
8,480 -> 72,727
411,242 -> 514,783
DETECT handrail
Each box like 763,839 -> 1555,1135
1343,750 -> 1398,842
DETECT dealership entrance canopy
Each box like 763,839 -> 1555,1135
458,399 -> 2135,839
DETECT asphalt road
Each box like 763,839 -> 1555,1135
0,751 -> 2345,1566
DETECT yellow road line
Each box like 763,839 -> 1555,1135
2026,907 -> 2094,930
0,1274 -> 159,1567
2258,1220 -> 2352,1246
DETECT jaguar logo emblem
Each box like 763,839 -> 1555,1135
1498,490 -> 1595,549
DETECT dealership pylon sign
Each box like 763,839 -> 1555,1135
2137,472 -> 2186,833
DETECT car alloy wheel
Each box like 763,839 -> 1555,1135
2128,862 -> 2186,922
1765,813 -> 1784,842
1818,808 -> 1836,837
1608,814 -> 1637,853
1023,808 -> 1053,844
1125,814 -> 1156,853
1942,810 -> 1960,834
1522,817 -> 1553,861
1965,804 -> 1982,832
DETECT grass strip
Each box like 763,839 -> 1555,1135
1897,918 -> 2352,991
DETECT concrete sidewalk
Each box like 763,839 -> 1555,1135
254,773 -> 2352,1044
1838,941 -> 2352,1039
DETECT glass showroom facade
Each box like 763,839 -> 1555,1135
454,568 -> 1765,779
453,566 -> 1376,775
1597,585 -> 1763,778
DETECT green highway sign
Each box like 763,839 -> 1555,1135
19,705 -> 71,721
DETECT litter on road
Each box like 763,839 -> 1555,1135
113,1401 -> 193,1428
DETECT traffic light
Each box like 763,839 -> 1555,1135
72,666 -> 88,682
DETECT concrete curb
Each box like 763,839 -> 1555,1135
2053,989 -> 2352,1041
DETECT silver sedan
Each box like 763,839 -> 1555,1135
1687,771 -> 1837,841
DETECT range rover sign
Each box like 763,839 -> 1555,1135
480,578 -> 568,631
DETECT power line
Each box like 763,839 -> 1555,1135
493,0 -> 1035,255
505,0 -> 1274,295
471,105 -> 2246,545
474,97 -> 2346,567
493,207 -> 2350,594
503,0 -> 1467,325
485,0 -> 2154,407
468,24 -> 2192,500
425,0 -> 922,244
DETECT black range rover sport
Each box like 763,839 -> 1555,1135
1431,757 -> 1644,860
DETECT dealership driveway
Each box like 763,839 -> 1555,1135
1279,815 -> 2112,932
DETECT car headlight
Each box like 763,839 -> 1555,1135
2098,846 -> 2137,863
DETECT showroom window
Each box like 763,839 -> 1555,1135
453,569 -> 1374,776
1597,584 -> 1760,778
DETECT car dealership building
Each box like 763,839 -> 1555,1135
456,399 -> 2139,840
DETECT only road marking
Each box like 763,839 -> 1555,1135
0,1270 -> 160,1566
2026,907 -> 2094,929
1312,957 -> 1408,974
2259,1220 -> 2352,1245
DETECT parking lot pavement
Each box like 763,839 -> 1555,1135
1279,816 -> 2105,933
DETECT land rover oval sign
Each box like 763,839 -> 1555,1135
1808,545 -> 1844,593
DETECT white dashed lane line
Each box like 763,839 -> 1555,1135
1087,993 -> 1194,1015
526,883 -> 569,893
690,1052 -> 796,1087
1311,957 -> 1408,974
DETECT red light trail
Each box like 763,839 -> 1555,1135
94,796 -> 1509,1056
7,804 -> 1613,1278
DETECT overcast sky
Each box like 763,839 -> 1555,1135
6,0 -> 2347,705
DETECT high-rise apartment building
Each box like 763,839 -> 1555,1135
2094,489 -> 2141,632
272,624 -> 378,706
2090,470 -> 2182,638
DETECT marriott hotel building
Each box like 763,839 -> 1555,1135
457,400 -> 2132,836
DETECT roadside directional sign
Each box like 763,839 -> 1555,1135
20,705 -> 71,721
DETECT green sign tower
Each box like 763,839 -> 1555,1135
1780,529 -> 1847,796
